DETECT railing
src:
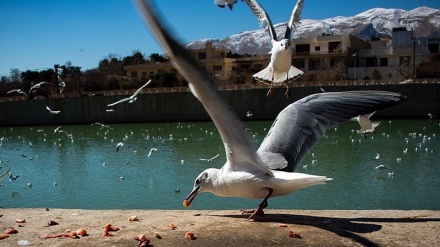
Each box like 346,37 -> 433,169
1,78 -> 439,102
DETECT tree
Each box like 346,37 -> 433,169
123,50 -> 146,65
370,69 -> 382,80
149,53 -> 168,63
10,68 -> 21,83
391,56 -> 413,79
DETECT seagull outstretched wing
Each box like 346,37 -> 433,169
243,0 -> 277,41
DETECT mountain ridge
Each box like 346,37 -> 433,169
186,6 -> 440,55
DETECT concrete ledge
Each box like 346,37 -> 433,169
1,209 -> 439,246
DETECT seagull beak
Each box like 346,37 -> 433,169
185,186 -> 200,205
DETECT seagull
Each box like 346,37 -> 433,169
375,165 -> 387,170
427,113 -> 435,125
91,122 -> 113,129
215,0 -> 241,10
243,0 -> 304,97
246,111 -> 253,118
7,89 -> 28,97
116,142 -> 124,152
29,81 -> 53,92
107,79 -> 152,107
57,75 -> 66,93
46,106 -> 60,114
135,0 -> 405,220
9,173 -> 21,181
148,147 -> 157,158
375,153 -> 380,159
199,154 -> 220,162
0,168 -> 11,186
355,112 -> 380,139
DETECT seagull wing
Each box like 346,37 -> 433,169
0,168 -> 11,180
257,91 -> 405,172
243,0 -> 277,41
107,97 -> 130,107
132,79 -> 152,97
135,0 -> 273,176
285,0 -> 303,40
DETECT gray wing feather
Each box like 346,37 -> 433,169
135,0 -> 273,176
285,0 -> 304,40
257,91 -> 405,172
243,0 -> 277,41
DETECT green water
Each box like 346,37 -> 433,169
0,120 -> 439,210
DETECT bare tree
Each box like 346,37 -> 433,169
390,56 -> 413,79
10,68 -> 21,83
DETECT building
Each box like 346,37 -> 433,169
123,29 -> 440,85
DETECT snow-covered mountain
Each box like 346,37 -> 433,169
186,6 -> 440,55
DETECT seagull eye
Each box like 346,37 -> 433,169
195,179 -> 200,184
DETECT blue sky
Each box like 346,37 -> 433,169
1,0 -> 439,76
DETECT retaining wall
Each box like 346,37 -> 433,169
0,84 -> 438,127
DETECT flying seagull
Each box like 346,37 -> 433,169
107,79 -> 152,107
46,106 -> 61,114
29,81 -> 53,92
7,89 -> 28,97
355,112 -> 380,139
244,0 -> 304,97
214,0 -> 241,10
116,142 -> 124,152
135,0 -> 405,220
0,168 -> 11,186
57,75 -> 66,93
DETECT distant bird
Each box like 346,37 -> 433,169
148,147 -> 157,157
199,154 -> 220,162
57,75 -> 66,93
355,112 -> 380,139
375,165 -> 387,170
54,126 -> 62,133
427,113 -> 435,125
7,89 -> 28,97
244,0 -> 304,97
106,109 -> 115,112
375,153 -> 380,159
10,173 -> 20,181
215,0 -> 241,10
91,122 -> 112,129
388,171 -> 394,177
46,106 -> 60,114
246,111 -> 253,118
175,187 -> 180,192
116,142 -> 124,152
107,79 -> 152,107
0,168 -> 11,185
30,81 -> 53,92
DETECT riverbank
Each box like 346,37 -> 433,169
1,83 -> 439,127
1,208 -> 439,246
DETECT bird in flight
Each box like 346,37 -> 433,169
214,0 -> 241,10
244,0 -> 304,97
135,0 -> 405,220
46,106 -> 61,114
107,80 -> 152,107
355,112 -> 381,139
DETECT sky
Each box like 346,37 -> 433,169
1,0 -> 439,76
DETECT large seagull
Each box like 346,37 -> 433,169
135,0 -> 405,220
244,0 -> 304,97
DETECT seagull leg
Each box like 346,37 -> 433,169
284,82 -> 291,98
266,73 -> 275,97
241,187 -> 273,220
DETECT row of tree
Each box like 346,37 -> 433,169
0,51 -> 172,97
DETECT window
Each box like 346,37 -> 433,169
292,59 -> 305,69
309,58 -> 320,70
366,57 -> 376,67
198,52 -> 206,60
296,44 -> 310,54
130,71 -> 138,78
213,65 -> 222,71
379,58 -> 388,67
328,41 -> 342,53
315,46 -> 320,51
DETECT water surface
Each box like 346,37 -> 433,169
0,120 -> 438,210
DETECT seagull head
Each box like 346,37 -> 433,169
185,168 -> 217,206
274,39 -> 291,52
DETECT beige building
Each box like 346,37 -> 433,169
123,29 -> 439,85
